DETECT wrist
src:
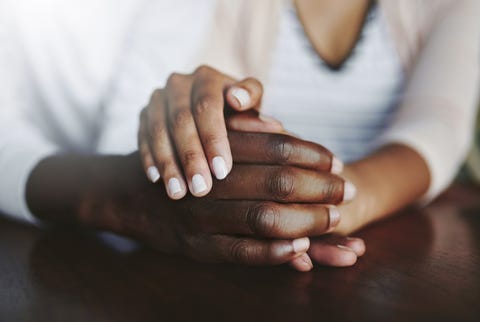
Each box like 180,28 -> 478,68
335,164 -> 377,235
334,144 -> 430,235
26,152 -> 147,236
77,153 -> 147,236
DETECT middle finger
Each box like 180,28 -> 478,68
210,165 -> 355,204
166,73 -> 212,197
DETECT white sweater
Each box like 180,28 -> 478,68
0,0 -> 477,223
0,0 -> 214,222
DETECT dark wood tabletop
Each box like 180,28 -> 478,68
1,184 -> 480,322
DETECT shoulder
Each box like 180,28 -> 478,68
379,0 -> 479,71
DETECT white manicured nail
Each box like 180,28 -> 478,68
292,237 -> 310,253
331,156 -> 344,174
167,178 -> 182,197
343,181 -> 357,201
192,174 -> 208,194
328,207 -> 341,230
337,244 -> 354,251
147,166 -> 160,183
212,156 -> 228,180
231,87 -> 251,108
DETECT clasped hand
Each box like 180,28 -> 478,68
135,66 -> 365,271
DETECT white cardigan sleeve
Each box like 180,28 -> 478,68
377,0 -> 480,201
96,0 -> 214,154
0,28 -> 58,223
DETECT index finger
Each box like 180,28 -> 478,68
228,131 -> 343,174
191,66 -> 235,181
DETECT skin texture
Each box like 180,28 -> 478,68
294,0 -> 372,69
25,0 -> 429,271
26,132 -> 365,271
136,0 -> 431,269
138,68 -> 367,269
139,67 -> 270,199
138,0 -> 375,191
335,144 -> 430,235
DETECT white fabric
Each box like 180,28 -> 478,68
0,0 -> 476,223
262,4 -> 404,163
0,0 -> 214,223
377,0 -> 480,201
0,0 -> 143,222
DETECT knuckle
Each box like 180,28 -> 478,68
246,202 -> 281,237
322,177 -> 343,203
182,235 -> 202,260
139,145 -> 151,160
269,135 -> 294,164
193,95 -> 220,116
155,158 -> 176,174
171,224 -> 192,252
178,207 -> 198,232
166,72 -> 184,88
194,65 -> 213,76
148,122 -> 168,140
202,132 -> 227,147
181,149 -> 203,167
228,239 -> 251,263
150,88 -> 163,102
170,107 -> 192,129
182,200 -> 216,232
244,77 -> 263,92
266,167 -> 295,201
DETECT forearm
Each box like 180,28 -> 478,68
25,153 -> 147,235
336,144 -> 430,234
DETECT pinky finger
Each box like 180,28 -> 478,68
138,111 -> 160,183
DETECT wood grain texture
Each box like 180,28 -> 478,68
1,184 -> 480,322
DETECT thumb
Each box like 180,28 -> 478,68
226,77 -> 263,111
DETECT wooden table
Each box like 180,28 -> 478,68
1,184 -> 480,322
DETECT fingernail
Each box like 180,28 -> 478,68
295,254 -> 313,271
337,244 -> 354,251
212,156 -> 228,180
292,237 -> 310,253
167,177 -> 182,197
300,254 -> 313,269
331,156 -> 344,174
343,181 -> 357,201
230,87 -> 251,108
328,207 -> 341,230
191,174 -> 208,194
147,166 -> 160,183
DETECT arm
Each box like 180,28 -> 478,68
26,132 -> 363,271
335,0 -> 480,234
25,154 -> 134,231
335,144 -> 430,234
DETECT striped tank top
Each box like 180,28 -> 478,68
262,3 -> 404,162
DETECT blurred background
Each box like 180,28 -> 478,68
461,103 -> 480,184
